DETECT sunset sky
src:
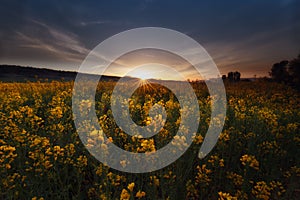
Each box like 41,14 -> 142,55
0,0 -> 300,78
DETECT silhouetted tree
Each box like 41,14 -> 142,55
227,71 -> 241,82
228,72 -> 234,81
289,54 -> 300,90
270,60 -> 289,83
234,71 -> 241,81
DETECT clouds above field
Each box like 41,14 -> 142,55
0,0 -> 299,77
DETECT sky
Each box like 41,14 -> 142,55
0,0 -> 300,79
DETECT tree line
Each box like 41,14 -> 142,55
222,71 -> 241,82
270,53 -> 300,90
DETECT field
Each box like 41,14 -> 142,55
0,80 -> 299,199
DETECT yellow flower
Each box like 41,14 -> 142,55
150,176 -> 160,187
226,172 -> 243,187
43,160 -> 53,169
218,191 -> 237,200
193,134 -> 204,144
120,160 -> 127,168
135,190 -> 146,198
146,119 -> 151,126
65,143 -> 75,156
219,131 -> 230,142
127,182 -> 135,192
5,163 -> 11,169
107,137 -> 113,143
120,189 -> 130,200
137,139 -> 156,152
195,164 -> 212,185
252,181 -> 271,200
95,165 -> 103,176
31,197 -> 44,200
50,106 -> 63,118
32,138 -> 41,146
240,154 -> 259,170
208,155 -> 225,167
77,155 -> 88,167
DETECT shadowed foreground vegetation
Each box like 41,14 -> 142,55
0,80 -> 299,199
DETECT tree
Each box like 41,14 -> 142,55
227,71 -> 241,82
228,72 -> 234,81
289,54 -> 300,89
269,60 -> 289,83
234,71 -> 241,81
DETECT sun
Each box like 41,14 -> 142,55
138,77 -> 149,86
124,63 -> 186,81
139,75 -> 151,82
127,64 -> 163,80
139,77 -> 147,81
135,72 -> 153,80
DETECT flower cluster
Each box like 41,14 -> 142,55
240,154 -> 260,170
0,80 -> 299,199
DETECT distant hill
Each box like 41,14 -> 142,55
0,65 -> 120,82
0,64 -> 257,83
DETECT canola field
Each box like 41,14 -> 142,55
0,80 -> 299,199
